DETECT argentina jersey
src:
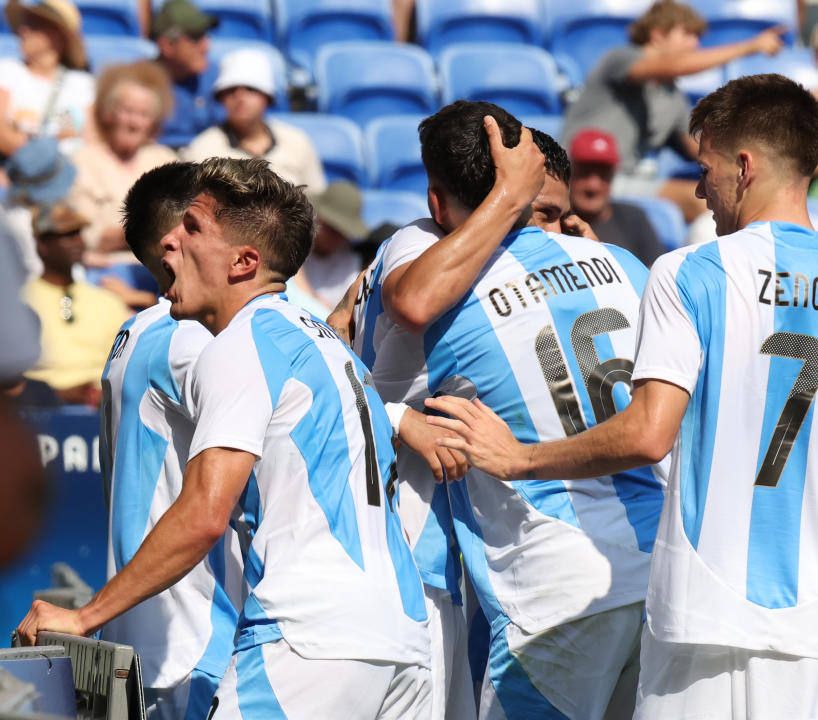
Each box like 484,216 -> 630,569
99,301 -> 241,688
188,293 -> 430,665
353,221 -> 463,602
633,222 -> 818,657
425,226 -> 665,634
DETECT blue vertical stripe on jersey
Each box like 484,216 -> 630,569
604,243 -> 650,297
110,315 -> 178,571
251,309 -> 365,569
610,468 -> 664,553
675,243 -> 727,549
236,645 -> 287,719
747,223 -> 817,608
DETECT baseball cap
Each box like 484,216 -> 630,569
213,48 -> 275,101
569,128 -> 619,166
309,182 -> 369,241
151,0 -> 218,39
31,203 -> 88,237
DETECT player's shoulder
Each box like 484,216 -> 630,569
390,217 -> 442,244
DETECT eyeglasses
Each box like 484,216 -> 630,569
60,291 -> 74,323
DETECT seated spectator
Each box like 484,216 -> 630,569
68,61 -> 176,258
301,181 -> 369,310
561,0 -> 783,222
152,0 -> 220,147
23,203 -> 128,405
0,0 -> 95,158
181,48 -> 327,192
569,128 -> 665,266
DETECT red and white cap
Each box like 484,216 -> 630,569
569,128 -> 619,166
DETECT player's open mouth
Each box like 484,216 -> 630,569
162,260 -> 176,297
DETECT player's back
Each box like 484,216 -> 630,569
637,221 -> 818,657
425,226 -> 664,633
100,301 -> 239,687
189,294 -> 429,665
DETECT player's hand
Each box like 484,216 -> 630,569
16,599 -> 87,646
424,396 -> 527,481
752,25 -> 785,56
398,407 -> 470,482
561,214 -> 599,242
487,116 -> 546,212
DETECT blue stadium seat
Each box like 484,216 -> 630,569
415,0 -> 545,59
209,38 -> 290,111
85,36 -> 157,74
520,114 -> 564,139
364,114 -> 426,194
275,0 -> 393,77
315,41 -> 438,126
725,46 -> 818,88
0,32 -> 19,59
686,0 -> 797,47
362,189 -> 429,228
270,112 -> 367,185
77,0 -> 141,36
617,195 -> 687,252
439,43 -> 563,116
676,66 -> 725,105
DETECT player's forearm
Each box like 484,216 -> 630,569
630,39 -> 769,82
327,270 -> 365,345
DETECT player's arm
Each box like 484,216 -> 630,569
327,269 -> 365,345
16,447 -> 254,645
396,405 -> 469,482
383,116 -> 546,334
424,379 -> 689,481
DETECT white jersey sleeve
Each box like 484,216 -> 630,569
380,218 -> 444,279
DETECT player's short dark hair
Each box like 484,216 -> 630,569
530,128 -> 570,185
122,161 -> 199,262
690,73 -> 818,178
192,157 -> 316,279
418,100 -> 522,210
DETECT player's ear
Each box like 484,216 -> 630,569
427,183 -> 446,227
737,150 -> 752,190
228,245 -> 261,281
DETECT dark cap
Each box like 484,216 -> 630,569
569,128 -> 619,167
32,203 -> 88,237
151,0 -> 218,39
308,182 -> 369,241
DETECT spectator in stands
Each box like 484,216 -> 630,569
301,181 -> 369,311
569,128 -> 665,266
152,0 -> 219,147
69,61 -> 176,261
0,0 -> 94,158
561,0 -> 784,223
182,48 -> 327,192
23,203 -> 128,405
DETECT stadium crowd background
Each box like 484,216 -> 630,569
1,0 -> 817,685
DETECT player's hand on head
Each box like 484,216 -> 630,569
561,214 -> 599,242
424,396 -> 526,481
486,116 -> 546,210
16,600 -> 87,646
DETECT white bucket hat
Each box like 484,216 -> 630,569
212,48 -> 275,102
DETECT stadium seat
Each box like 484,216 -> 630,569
196,0 -> 276,43
725,46 -> 818,89
656,147 -> 700,181
315,41 -> 438,126
414,0 -> 545,59
364,114 -> 426,194
686,0 -> 797,47
0,32 -> 19,59
76,0 -> 141,36
209,39 -> 290,112
439,43 -> 563,116
275,0 -> 393,77
616,195 -> 687,252
270,112 -> 367,185
362,189 -> 430,228
85,36 -> 157,74
520,114 -> 564,139
676,66 -> 725,105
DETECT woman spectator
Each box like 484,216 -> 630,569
68,61 -> 176,256
0,0 -> 95,157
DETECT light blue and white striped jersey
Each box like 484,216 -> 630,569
425,226 -> 665,634
352,220 -> 463,602
633,221 -> 818,657
188,293 -> 430,665
100,300 -> 242,688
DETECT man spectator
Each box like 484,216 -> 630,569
23,203 -> 128,405
151,0 -> 219,147
569,128 -> 665,266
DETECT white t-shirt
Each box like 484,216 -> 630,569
100,301 -> 242,688
188,294 -> 430,665
634,221 -> 818,657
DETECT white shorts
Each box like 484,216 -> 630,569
144,668 -> 220,720
480,603 -> 643,720
635,628 -> 818,720
210,638 -> 431,719
425,584 -> 477,720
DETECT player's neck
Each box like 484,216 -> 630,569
208,281 -> 288,335
738,183 -> 813,232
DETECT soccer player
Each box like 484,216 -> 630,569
426,73 -> 818,718
351,100 -> 664,720
98,162 -> 241,719
18,157 -> 432,718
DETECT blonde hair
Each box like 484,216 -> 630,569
629,0 -> 707,46
94,60 -> 174,140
